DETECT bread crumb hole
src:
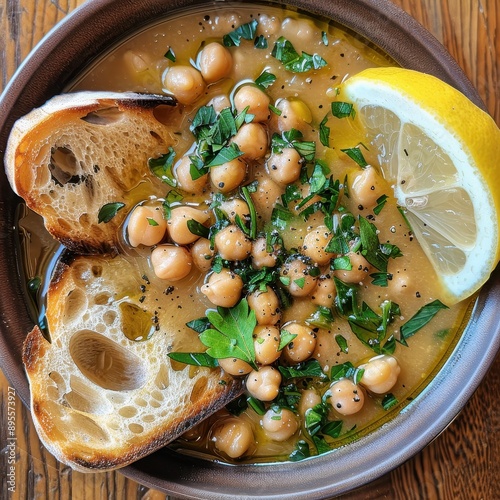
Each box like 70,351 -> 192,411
154,363 -> 170,390
190,376 -> 208,403
119,406 -> 139,418
69,330 -> 148,391
128,423 -> 144,434
95,293 -> 111,305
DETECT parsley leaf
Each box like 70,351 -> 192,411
382,393 -> 398,410
148,147 -> 177,187
271,129 -> 316,162
223,19 -> 258,46
341,146 -> 368,168
278,359 -> 327,380
164,48 -> 176,62
199,299 -> 258,369
289,440 -> 311,461
272,36 -> 327,73
373,194 -> 388,215
331,101 -> 355,119
254,35 -> 268,49
167,352 -> 218,368
319,114 -> 330,147
98,202 -> 125,223
206,142 -> 244,167
335,334 -> 349,354
359,216 -> 402,272
255,70 -> 276,89
400,300 -> 448,342
278,329 -> 297,350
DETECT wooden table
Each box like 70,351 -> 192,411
1,0 -> 499,498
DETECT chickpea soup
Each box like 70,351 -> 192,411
23,2 -> 473,464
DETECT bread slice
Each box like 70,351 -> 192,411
23,251 -> 242,472
5,91 -> 178,255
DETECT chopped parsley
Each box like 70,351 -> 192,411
98,202 -> 125,223
272,37 -> 327,73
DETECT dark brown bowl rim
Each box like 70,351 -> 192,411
0,1 -> 497,498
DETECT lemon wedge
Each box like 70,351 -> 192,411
340,67 -> 500,304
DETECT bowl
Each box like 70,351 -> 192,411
1,0 -> 499,498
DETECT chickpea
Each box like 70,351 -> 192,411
246,366 -> 281,401
218,357 -> 253,376
335,251 -> 372,284
267,147 -> 303,185
298,389 -> 321,418
214,224 -> 252,261
275,98 -> 312,133
253,325 -> 281,365
311,275 -> 336,308
250,173 -> 282,222
247,286 -> 281,326
219,197 -> 250,224
123,49 -> 151,74
127,204 -> 167,248
190,237 -> 214,272
281,322 -> 317,364
234,85 -> 271,122
231,123 -> 268,160
174,155 -> 208,194
262,408 -> 299,442
350,166 -> 389,209
198,42 -> 233,83
256,14 -> 281,35
358,355 -> 401,394
251,236 -> 279,269
200,268 -> 243,307
302,225 -> 334,266
387,270 -> 417,296
281,17 -> 317,44
328,379 -> 365,416
182,420 -> 207,441
210,157 -> 247,193
151,244 -> 192,281
163,65 -> 206,105
280,255 -> 318,297
167,206 -> 209,245
212,417 -> 254,459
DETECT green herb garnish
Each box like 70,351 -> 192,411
148,148 -> 177,187
382,393 -> 398,410
164,48 -> 176,62
98,202 -> 125,223
199,299 -> 258,369
223,19 -> 258,47
400,300 -> 449,342
331,101 -> 355,119
167,352 -> 218,367
255,70 -> 277,89
341,146 -> 368,168
254,35 -> 268,49
272,36 -> 327,73
278,359 -> 327,380
319,114 -> 330,147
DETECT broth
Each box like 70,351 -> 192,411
21,2 -> 473,464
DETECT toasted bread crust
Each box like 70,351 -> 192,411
5,92 -> 178,255
23,252 -> 242,472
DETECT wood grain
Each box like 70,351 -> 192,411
1,0 -> 499,499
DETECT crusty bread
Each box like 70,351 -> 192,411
5,92 -> 178,255
23,251 -> 242,472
